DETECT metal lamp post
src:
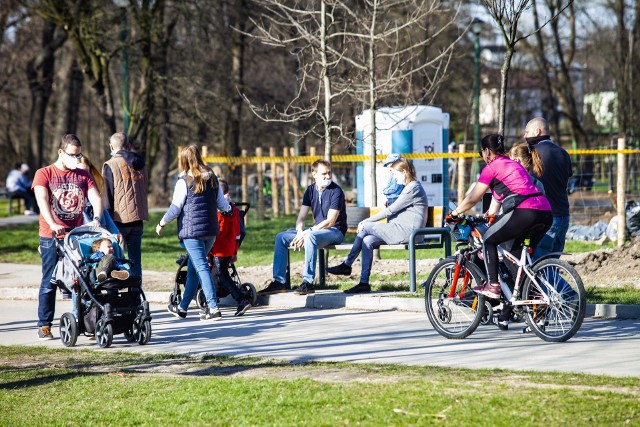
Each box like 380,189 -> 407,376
471,18 -> 484,152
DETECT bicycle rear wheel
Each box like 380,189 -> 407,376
424,258 -> 485,339
522,258 -> 586,342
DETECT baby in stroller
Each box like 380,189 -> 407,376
54,226 -> 152,348
90,237 -> 131,282
170,181 -> 257,316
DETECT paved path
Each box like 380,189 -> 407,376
1,299 -> 639,377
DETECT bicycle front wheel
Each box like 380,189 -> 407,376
522,258 -> 586,342
424,258 -> 486,339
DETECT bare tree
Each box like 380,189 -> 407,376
26,18 -> 66,167
482,0 -> 573,135
30,0 -> 119,139
528,0 -> 590,148
336,0 -> 462,204
241,0 -> 349,160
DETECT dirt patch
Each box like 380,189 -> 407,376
569,237 -> 640,288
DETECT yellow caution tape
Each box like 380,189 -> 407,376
203,149 -> 640,165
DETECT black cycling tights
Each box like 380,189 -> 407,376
482,208 -> 553,283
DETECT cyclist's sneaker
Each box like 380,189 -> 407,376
37,325 -> 53,340
473,282 -> 501,299
200,307 -> 222,321
167,304 -> 187,319
259,280 -> 288,295
326,262 -> 352,276
235,299 -> 252,317
293,281 -> 315,295
497,320 -> 509,331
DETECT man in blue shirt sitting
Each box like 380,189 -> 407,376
259,159 -> 348,295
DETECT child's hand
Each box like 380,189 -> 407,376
156,223 -> 164,236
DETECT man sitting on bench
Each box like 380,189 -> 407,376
259,159 -> 348,296
326,156 -> 428,294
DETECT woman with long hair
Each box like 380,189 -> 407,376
157,145 -> 231,320
326,157 -> 428,294
77,156 -> 120,238
509,142 -> 545,194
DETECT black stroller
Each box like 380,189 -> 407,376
54,226 -> 152,348
169,203 -> 258,309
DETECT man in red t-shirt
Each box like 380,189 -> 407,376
32,134 -> 103,340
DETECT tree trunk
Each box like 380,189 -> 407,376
53,50 -> 83,161
26,20 -> 66,167
321,1 -> 332,160
368,0 -> 378,206
227,0 -> 247,158
497,47 -> 513,136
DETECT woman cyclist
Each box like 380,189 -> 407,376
449,134 -> 553,300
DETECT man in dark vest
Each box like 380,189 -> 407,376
103,132 -> 148,279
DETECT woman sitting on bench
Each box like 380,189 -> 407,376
326,156 -> 428,293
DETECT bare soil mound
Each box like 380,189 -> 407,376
570,238 -> 640,288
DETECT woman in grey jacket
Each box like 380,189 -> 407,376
326,157 -> 428,293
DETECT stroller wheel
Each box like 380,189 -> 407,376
59,312 -> 78,347
95,319 -> 113,348
169,291 -> 181,306
241,283 -> 258,306
196,287 -> 207,309
124,320 -> 138,343
137,319 -> 152,345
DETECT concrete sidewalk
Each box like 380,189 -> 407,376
1,299 -> 639,377
1,262 -> 639,319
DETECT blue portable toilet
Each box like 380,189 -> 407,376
355,106 -> 448,207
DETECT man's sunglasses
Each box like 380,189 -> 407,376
62,150 -> 83,160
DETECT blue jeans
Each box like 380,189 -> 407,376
532,215 -> 570,261
118,222 -> 143,278
180,237 -> 217,311
273,228 -> 344,284
38,236 -> 61,327
344,222 -> 385,284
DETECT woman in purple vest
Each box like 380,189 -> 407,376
156,145 -> 231,321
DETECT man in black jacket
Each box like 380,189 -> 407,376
524,117 -> 573,260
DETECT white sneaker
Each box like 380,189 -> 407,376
24,210 -> 38,216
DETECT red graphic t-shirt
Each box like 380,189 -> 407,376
32,164 -> 96,238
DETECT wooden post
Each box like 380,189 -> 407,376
617,138 -> 626,247
241,149 -> 248,225
256,147 -> 264,220
270,146 -> 279,218
292,146 -> 301,210
201,146 -> 208,157
457,143 -> 466,204
283,147 -> 291,215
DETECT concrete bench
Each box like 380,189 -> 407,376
286,205 -> 451,292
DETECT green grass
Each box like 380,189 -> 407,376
0,345 -> 639,426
